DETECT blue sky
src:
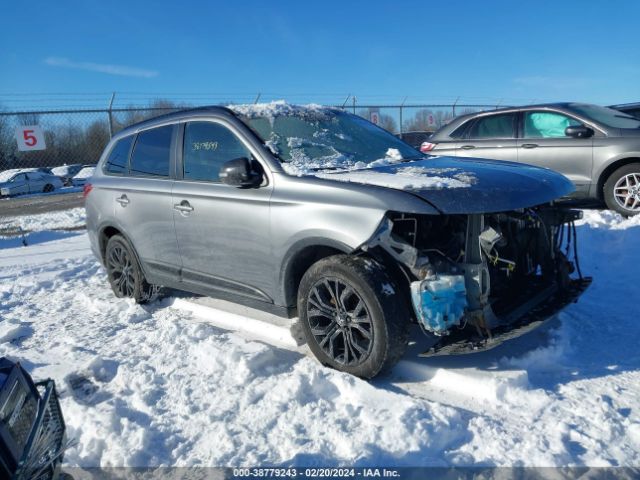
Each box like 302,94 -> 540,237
1,0 -> 638,109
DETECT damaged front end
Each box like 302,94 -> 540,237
362,207 -> 591,355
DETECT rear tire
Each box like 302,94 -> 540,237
43,184 -> 54,193
603,163 -> 640,216
105,235 -> 159,304
298,255 -> 409,379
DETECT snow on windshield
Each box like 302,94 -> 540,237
74,167 -> 95,179
0,170 -> 19,182
231,101 -> 475,190
230,101 -> 420,174
0,169 -> 35,182
51,165 -> 70,176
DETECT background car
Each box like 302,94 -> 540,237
610,102 -> 640,119
71,165 -> 95,187
397,131 -> 433,150
427,103 -> 640,215
0,168 -> 64,197
51,163 -> 84,185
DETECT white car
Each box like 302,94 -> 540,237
51,164 -> 84,185
0,168 -> 64,197
71,166 -> 95,187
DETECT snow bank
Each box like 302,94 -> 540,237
0,207 -> 85,234
578,209 -> 640,230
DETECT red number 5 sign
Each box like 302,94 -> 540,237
16,125 -> 46,151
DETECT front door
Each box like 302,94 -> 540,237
516,110 -> 594,197
9,173 -> 29,195
172,120 -> 275,303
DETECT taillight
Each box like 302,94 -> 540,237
420,142 -> 437,153
83,183 -> 93,198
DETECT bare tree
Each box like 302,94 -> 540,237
358,108 -> 398,133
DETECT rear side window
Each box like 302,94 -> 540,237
182,122 -> 251,182
468,113 -> 516,139
104,135 -> 134,174
450,120 -> 471,138
130,125 -> 173,178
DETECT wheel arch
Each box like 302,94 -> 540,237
597,157 -> 640,200
97,224 -> 149,279
280,238 -> 353,308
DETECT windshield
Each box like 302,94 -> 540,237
75,167 -> 95,178
0,170 -> 19,182
569,103 -> 640,129
51,166 -> 69,176
232,103 -> 420,174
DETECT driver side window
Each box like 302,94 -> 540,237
183,122 -> 252,182
523,111 -> 581,138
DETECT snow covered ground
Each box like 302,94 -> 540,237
0,206 -> 85,235
0,209 -> 639,467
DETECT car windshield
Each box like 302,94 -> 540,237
232,103 -> 420,173
0,170 -> 19,182
569,103 -> 640,129
51,166 -> 71,176
75,167 -> 95,178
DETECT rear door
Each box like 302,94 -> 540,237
114,124 -> 182,280
516,110 -> 593,197
172,119 -> 275,303
456,112 -> 519,161
26,172 -> 46,193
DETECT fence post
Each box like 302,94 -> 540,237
399,96 -> 407,135
107,92 -> 115,139
352,96 -> 356,114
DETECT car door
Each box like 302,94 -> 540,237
172,119 -> 275,303
457,112 -> 519,161
114,124 -> 182,280
8,173 -> 29,195
25,172 -> 45,193
516,110 -> 593,197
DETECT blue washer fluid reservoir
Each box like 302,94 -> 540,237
410,275 -> 468,336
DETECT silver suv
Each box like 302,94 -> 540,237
427,103 -> 640,216
86,104 -> 590,378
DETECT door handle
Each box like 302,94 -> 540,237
521,143 -> 539,149
115,195 -> 130,206
460,145 -> 476,150
173,200 -> 194,213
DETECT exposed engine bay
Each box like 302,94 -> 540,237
363,206 -> 591,355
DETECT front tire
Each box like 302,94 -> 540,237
105,235 -> 159,304
603,163 -> 640,216
298,255 -> 409,379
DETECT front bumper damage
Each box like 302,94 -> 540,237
421,276 -> 591,356
363,207 -> 590,357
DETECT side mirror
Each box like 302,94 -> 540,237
565,125 -> 594,138
219,157 -> 262,187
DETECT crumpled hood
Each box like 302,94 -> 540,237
320,156 -> 575,214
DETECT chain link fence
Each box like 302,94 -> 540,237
0,102 -> 500,242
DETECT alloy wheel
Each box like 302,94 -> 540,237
306,277 -> 374,366
107,244 -> 135,297
613,173 -> 640,212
